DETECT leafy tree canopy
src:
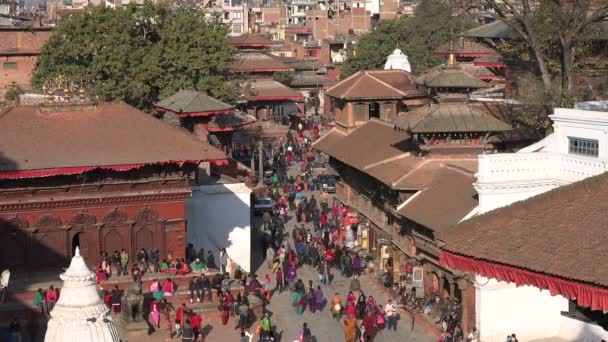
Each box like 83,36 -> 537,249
32,2 -> 236,111
340,0 -> 474,78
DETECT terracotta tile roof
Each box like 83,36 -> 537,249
313,119 -> 413,171
290,73 -> 335,87
246,80 -> 304,100
419,65 -> 491,88
398,166 -> 477,232
0,102 -> 226,172
155,90 -> 233,114
393,102 -> 512,133
326,70 -> 424,100
393,159 -> 478,190
440,171 -> 608,288
229,33 -> 274,47
361,155 -> 420,186
434,39 -> 494,56
208,111 -> 256,131
230,53 -> 293,73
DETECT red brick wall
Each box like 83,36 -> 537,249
0,194 -> 188,269
306,8 -> 371,40
1,55 -> 39,96
380,0 -> 400,21
262,6 -> 287,26
0,29 -> 53,99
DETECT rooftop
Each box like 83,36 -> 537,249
434,39 -> 494,56
246,80 -> 304,101
418,64 -> 491,89
155,90 -> 233,116
230,53 -> 294,73
229,33 -> 274,47
326,70 -> 424,100
0,102 -> 226,178
440,170 -> 608,288
393,102 -> 512,133
398,166 -> 477,233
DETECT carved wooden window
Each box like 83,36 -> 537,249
353,103 -> 367,122
135,229 -> 154,252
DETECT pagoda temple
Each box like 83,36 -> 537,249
45,247 -> 120,342
399,53 -> 511,153
0,89 -> 226,270
155,90 -> 256,153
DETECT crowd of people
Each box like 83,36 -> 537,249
243,126 -> 414,342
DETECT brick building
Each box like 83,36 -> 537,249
0,100 -> 226,270
305,7 -> 371,40
0,26 -> 52,100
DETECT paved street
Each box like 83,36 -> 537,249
250,183 -> 437,341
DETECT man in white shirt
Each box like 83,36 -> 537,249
384,299 -> 398,331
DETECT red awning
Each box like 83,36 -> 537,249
0,160 -> 228,180
440,251 -> 608,313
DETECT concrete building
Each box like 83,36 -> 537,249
221,0 -> 249,36
473,108 -> 608,215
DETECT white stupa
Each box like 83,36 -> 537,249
44,247 -> 121,342
384,48 -> 411,73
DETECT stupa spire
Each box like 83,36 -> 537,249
44,248 -> 121,342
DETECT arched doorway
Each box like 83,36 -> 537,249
72,232 -> 88,262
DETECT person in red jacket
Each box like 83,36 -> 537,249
188,310 -> 202,340
46,285 -> 58,312
175,303 -> 187,336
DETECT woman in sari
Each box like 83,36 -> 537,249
343,315 -> 358,342
356,293 -> 367,319
367,296 -> 378,315
307,282 -> 316,314
293,290 -> 306,315
150,299 -> 160,328
313,286 -> 325,312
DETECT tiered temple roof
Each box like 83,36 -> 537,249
155,90 -> 234,116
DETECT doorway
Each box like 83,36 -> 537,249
369,102 -> 380,119
72,232 -> 88,261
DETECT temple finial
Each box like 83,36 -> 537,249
75,246 -> 81,257
448,29 -> 455,66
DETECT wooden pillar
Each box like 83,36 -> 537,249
448,280 -> 456,304
459,280 -> 476,337
438,272 -> 445,307
258,140 -> 264,185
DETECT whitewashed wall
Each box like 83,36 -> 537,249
476,277 -> 568,342
186,183 -> 252,272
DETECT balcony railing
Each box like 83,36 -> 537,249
476,152 -> 608,184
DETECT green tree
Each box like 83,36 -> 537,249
341,0 -> 474,78
32,2 -> 235,111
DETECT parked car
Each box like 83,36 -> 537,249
252,197 -> 274,214
317,174 -> 337,193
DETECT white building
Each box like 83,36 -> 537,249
186,183 -> 252,272
466,107 -> 608,342
473,107 -> 608,215
44,247 -> 120,342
